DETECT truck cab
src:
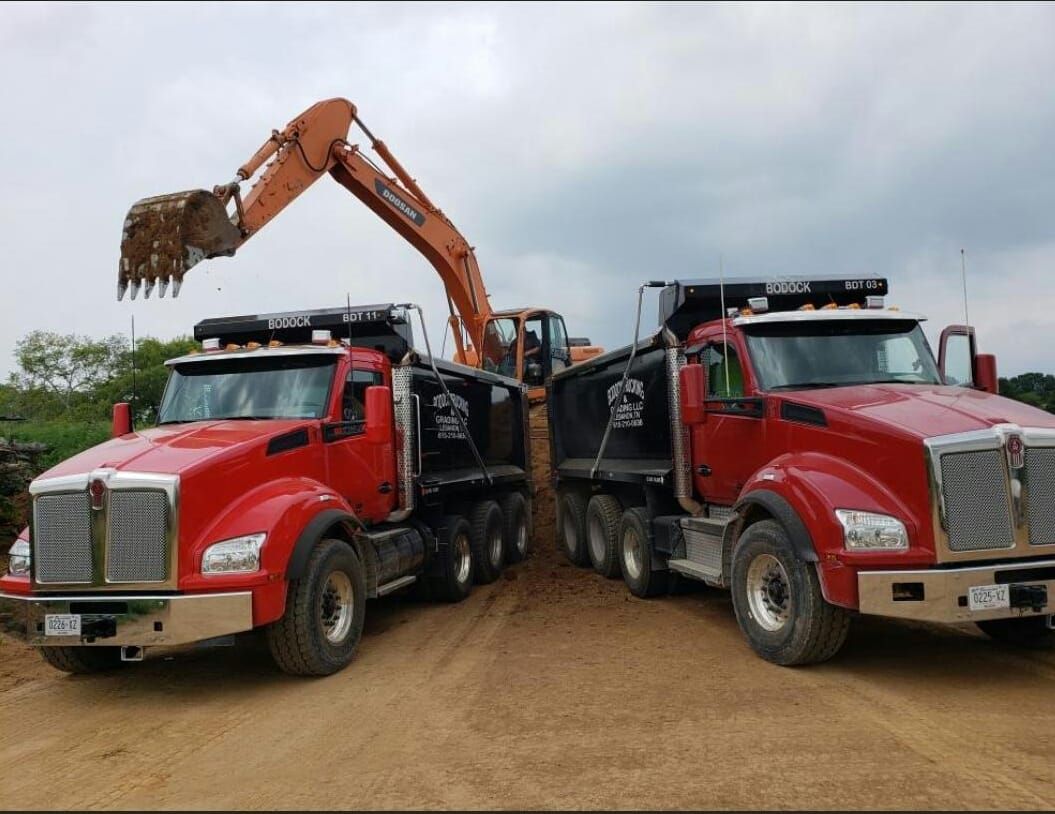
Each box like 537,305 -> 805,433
549,277 -> 1055,664
2,304 -> 533,675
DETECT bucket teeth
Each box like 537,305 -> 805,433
158,277 -> 169,298
143,278 -> 154,299
129,280 -> 140,301
117,279 -> 128,302
172,279 -> 182,298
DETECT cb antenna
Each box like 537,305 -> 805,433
130,314 -> 137,429
720,254 -> 730,397
960,248 -> 970,327
346,292 -> 353,346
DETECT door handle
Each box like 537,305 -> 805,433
696,464 -> 712,476
378,482 -> 393,494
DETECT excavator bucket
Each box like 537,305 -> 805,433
117,190 -> 242,300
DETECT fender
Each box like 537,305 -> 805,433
733,489 -> 818,563
735,452 -> 931,608
286,507 -> 362,580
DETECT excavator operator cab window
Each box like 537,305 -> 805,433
547,316 -> 571,374
484,318 -> 519,378
343,369 -> 383,422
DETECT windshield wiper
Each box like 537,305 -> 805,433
769,382 -> 846,391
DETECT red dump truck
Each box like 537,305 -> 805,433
549,276 -> 1055,664
1,304 -> 532,675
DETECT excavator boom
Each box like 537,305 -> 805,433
117,98 -> 491,361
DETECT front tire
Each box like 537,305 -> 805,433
977,616 -> 1054,650
586,494 -> 622,578
267,538 -> 367,676
730,520 -> 849,666
39,646 -> 123,674
618,507 -> 669,597
558,490 -> 590,566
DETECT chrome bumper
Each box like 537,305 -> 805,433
0,592 -> 254,647
858,559 -> 1055,623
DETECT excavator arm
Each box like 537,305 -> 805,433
118,98 -> 492,363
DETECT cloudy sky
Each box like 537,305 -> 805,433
2,2 -> 1053,377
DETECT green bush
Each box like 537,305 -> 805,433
5,420 -> 112,472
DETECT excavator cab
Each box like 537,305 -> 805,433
478,309 -> 579,401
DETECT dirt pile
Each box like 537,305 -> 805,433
0,437 -> 44,541
528,402 -> 557,550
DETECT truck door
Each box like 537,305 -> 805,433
325,367 -> 394,523
692,339 -> 766,505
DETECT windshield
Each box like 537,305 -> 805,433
481,318 -> 519,377
744,319 -> 942,390
158,355 -> 336,423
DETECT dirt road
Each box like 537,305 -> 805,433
1,539 -> 1053,811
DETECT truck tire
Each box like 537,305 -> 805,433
619,507 -> 669,597
500,492 -> 532,564
730,520 -> 850,666
469,501 -> 506,584
558,490 -> 590,567
976,616 -> 1054,650
267,538 -> 367,676
586,494 -> 622,578
431,515 -> 475,602
38,646 -> 123,674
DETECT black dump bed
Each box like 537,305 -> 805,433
548,333 -> 674,486
411,357 -> 530,490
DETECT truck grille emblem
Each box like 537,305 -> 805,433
89,478 -> 107,510
1006,434 -> 1024,469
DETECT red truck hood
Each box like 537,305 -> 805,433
36,420 -> 313,480
781,384 -> 1055,439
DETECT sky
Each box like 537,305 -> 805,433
1,2 -> 1053,378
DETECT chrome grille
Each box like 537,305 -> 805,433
106,490 -> 169,583
1026,448 -> 1055,546
941,450 -> 1014,552
34,493 -> 93,583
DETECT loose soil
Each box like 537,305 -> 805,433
1,527 -> 1052,810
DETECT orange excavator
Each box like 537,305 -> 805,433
117,97 -> 600,399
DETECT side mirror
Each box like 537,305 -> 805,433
364,386 -> 393,444
525,362 -> 544,386
974,353 -> 998,395
679,363 -> 707,425
938,325 -> 976,387
112,402 -> 132,437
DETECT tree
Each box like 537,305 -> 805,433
13,331 -> 127,412
98,336 -> 198,423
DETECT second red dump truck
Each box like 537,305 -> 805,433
1,304 -> 532,675
549,276 -> 1055,664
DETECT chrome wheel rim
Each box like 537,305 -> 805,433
320,571 -> 354,644
515,519 -> 528,556
588,515 -> 606,564
622,528 -> 643,580
563,515 -> 578,556
454,533 -> 472,584
489,525 -> 503,568
746,554 -> 792,632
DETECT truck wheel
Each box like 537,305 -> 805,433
976,616 -> 1054,650
469,501 -> 505,584
38,646 -> 123,674
586,494 -> 622,578
730,520 -> 850,666
558,490 -> 590,567
500,492 -> 532,564
432,515 -> 475,601
619,507 -> 669,597
267,538 -> 367,676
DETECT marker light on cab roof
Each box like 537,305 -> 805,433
312,330 -> 332,345
202,338 -> 221,351
268,340 -> 283,348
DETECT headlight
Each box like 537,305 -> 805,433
835,510 -> 908,551
8,539 -> 30,576
201,533 -> 266,574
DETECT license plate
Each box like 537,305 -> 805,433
968,584 -> 1010,612
44,614 -> 81,637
